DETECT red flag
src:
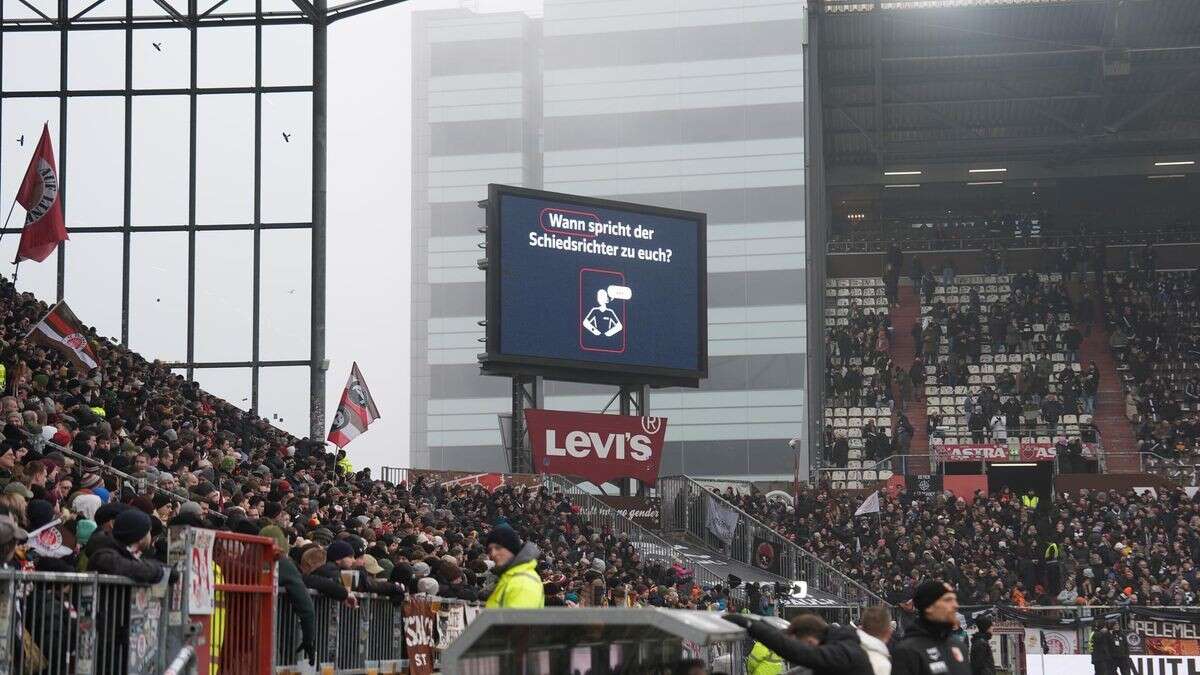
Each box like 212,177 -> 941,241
24,301 -> 100,373
15,124 -> 68,263
328,362 -> 381,448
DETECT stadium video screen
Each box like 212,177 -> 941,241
483,185 -> 707,386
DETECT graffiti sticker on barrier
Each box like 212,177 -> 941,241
187,528 -> 216,614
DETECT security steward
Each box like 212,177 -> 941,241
483,526 -> 544,608
892,580 -> 971,675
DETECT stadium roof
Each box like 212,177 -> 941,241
818,0 -> 1200,167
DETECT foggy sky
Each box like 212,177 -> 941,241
0,0 -> 538,471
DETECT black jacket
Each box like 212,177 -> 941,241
85,532 -> 166,583
304,562 -> 349,601
970,631 -> 995,675
745,623 -> 873,675
892,618 -> 972,675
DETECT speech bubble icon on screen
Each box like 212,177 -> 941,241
607,285 -> 632,301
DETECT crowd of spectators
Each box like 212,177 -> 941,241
716,484 -> 1200,608
0,276 -> 746,665
1105,265 -> 1200,481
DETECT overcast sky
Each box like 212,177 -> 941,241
0,0 -> 540,472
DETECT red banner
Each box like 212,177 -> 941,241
525,409 -> 667,485
936,442 -> 1097,463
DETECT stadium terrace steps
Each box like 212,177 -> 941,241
891,285 -> 931,473
1080,326 -> 1139,473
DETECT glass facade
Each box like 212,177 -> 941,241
411,1 -> 808,478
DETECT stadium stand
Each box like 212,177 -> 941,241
0,277 -> 732,615
1104,267 -> 1200,485
722,484 -> 1200,607
822,277 -> 897,487
919,271 -> 1098,457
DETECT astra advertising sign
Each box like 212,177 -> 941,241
525,409 -> 667,485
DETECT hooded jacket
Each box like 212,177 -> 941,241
892,617 -> 972,675
744,623 -> 873,675
485,542 -> 543,609
970,631 -> 995,675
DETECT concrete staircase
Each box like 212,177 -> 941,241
890,285 -> 930,474
1079,327 -> 1140,473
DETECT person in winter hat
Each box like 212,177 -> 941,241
891,581 -> 971,675
483,526 -> 543,609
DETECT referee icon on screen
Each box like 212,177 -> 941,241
583,288 -> 624,338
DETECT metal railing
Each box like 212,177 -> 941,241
1101,451 -> 1200,485
814,453 -> 933,486
657,475 -> 886,606
540,474 -> 736,598
0,570 -> 170,675
275,590 -> 476,673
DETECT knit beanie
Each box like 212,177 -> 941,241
327,540 -> 354,563
76,519 -> 98,546
483,526 -> 522,557
260,525 -> 289,555
112,509 -> 152,546
913,579 -> 954,614
27,500 -> 55,531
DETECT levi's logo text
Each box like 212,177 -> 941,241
526,409 -> 667,486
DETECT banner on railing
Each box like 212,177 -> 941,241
526,409 -> 667,485
186,528 -> 216,615
752,536 -> 783,576
1128,614 -> 1200,655
906,474 -> 943,497
404,596 -> 438,675
706,495 -> 740,542
596,496 -> 661,529
1024,628 -> 1079,654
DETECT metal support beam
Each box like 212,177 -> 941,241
1105,69 -> 1200,134
508,375 -> 542,475
871,0 -> 883,168
251,0 -> 263,416
186,0 -> 197,380
121,0 -> 132,344
310,0 -> 327,440
988,80 -> 1086,135
834,106 -> 881,159
56,0 -> 67,302
886,85 -> 988,138
617,384 -> 649,496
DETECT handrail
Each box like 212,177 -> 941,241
658,475 -> 887,606
1104,451 -> 1200,485
540,474 -> 739,598
42,437 -> 229,520
814,453 -> 931,483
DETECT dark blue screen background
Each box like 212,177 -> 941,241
498,193 -> 702,372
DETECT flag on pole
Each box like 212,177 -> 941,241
328,362 -> 381,448
15,124 -> 68,264
854,490 -> 881,516
25,301 -> 99,372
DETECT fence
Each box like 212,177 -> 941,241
963,605 -> 1200,675
814,453 -> 933,488
0,570 -> 169,675
658,475 -> 885,606
540,474 -> 738,599
1102,452 -> 1200,485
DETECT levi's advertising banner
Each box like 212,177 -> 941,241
496,189 -> 703,374
525,409 -> 667,485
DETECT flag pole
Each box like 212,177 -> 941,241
0,197 -> 18,253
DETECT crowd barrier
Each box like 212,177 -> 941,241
658,474 -> 885,606
960,605 -> 1200,675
